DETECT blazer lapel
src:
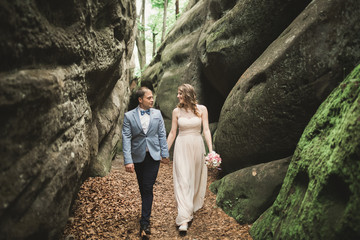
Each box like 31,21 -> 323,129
148,108 -> 154,132
133,107 -> 143,133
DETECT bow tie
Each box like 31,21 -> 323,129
140,109 -> 150,115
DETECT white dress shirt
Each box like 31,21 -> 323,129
138,107 -> 150,134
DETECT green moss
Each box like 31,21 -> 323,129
211,158 -> 291,224
211,176 -> 241,218
250,64 -> 360,239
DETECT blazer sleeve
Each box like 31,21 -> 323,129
122,113 -> 133,165
158,112 -> 169,158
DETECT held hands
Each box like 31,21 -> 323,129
125,163 -> 135,173
161,157 -> 170,164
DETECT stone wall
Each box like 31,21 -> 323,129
250,64 -> 360,240
215,0 -> 360,173
0,0 -> 136,238
141,0 -> 360,232
141,0 -> 309,129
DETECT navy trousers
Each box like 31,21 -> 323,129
134,152 -> 160,226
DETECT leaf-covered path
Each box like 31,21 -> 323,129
62,155 -> 253,239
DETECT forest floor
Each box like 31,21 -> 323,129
62,154 -> 253,240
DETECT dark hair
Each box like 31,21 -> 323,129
135,87 -> 151,102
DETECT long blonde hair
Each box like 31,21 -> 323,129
177,84 -> 201,117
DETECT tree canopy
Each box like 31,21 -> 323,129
134,0 -> 188,77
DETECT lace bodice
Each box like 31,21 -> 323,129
177,107 -> 202,136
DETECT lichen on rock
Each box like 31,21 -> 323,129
250,64 -> 360,240
210,157 -> 291,224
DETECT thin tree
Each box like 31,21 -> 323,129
161,0 -> 168,42
152,32 -> 158,56
136,0 -> 146,70
148,7 -> 162,57
175,0 -> 179,19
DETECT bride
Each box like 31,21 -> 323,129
166,84 -> 213,232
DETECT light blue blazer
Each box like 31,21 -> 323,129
122,106 -> 169,165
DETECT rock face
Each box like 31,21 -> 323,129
199,0 -> 312,98
250,64 -> 360,240
140,0 -> 360,229
210,157 -> 291,224
0,0 -> 135,239
141,0 -> 309,129
215,0 -> 360,173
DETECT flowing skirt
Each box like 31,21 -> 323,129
173,133 -> 207,225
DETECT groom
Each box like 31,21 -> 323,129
122,86 -> 169,237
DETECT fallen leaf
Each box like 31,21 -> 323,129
61,155 -> 253,240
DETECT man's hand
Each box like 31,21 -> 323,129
161,157 -> 170,164
125,163 -> 135,173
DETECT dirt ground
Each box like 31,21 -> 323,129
62,155 -> 253,240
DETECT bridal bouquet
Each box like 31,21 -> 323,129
205,151 -> 222,168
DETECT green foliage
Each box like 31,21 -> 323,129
134,65 -> 148,80
137,18 -> 145,32
148,11 -> 162,35
147,0 -> 189,47
136,18 -> 147,43
134,0 -> 189,78
150,0 -> 173,9
150,0 -> 162,8
134,68 -> 142,78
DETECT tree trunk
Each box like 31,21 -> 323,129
161,0 -> 168,42
136,0 -> 146,69
175,0 -> 179,19
152,32 -> 157,57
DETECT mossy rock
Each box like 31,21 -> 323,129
250,64 -> 360,240
142,0 -> 310,127
215,0 -> 360,174
210,157 -> 290,224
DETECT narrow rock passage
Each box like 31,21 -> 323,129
62,155 -> 252,239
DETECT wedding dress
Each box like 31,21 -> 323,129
173,107 -> 207,226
